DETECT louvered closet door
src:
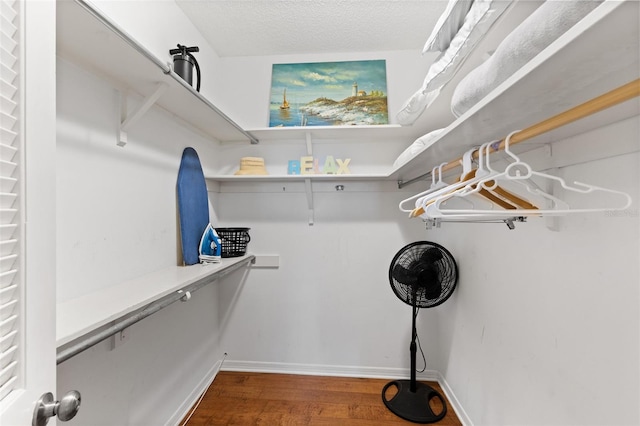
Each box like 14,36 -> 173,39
0,0 -> 56,424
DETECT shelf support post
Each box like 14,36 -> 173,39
305,131 -> 313,156
304,132 -> 315,225
305,178 -> 314,226
118,82 -> 169,146
545,167 -> 561,232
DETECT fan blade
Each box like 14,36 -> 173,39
420,247 -> 443,263
391,263 -> 418,285
417,266 -> 442,299
393,258 -> 439,287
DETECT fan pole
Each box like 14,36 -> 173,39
381,298 -> 448,423
410,304 -> 418,393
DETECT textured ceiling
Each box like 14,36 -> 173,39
175,0 -> 448,57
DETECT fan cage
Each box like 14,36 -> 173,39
389,241 -> 458,309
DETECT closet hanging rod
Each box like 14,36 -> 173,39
56,255 -> 255,364
72,0 -> 259,145
398,78 -> 640,189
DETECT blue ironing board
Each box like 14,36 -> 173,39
177,147 -> 209,265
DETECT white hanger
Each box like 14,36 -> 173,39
409,148 -> 496,218
420,142 -> 529,226
455,141 -> 538,210
425,132 -> 569,217
398,162 -> 448,214
440,142 -> 512,209
411,145 -> 513,218
424,130 -> 632,218
432,131 -> 569,218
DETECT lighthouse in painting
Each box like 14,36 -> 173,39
352,82 -> 357,97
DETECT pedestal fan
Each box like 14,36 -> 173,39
382,241 -> 458,423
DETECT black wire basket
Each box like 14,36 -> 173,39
215,228 -> 251,258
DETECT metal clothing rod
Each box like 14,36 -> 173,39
398,78 -> 640,188
57,255 -> 255,364
73,0 -> 259,145
424,216 -> 527,230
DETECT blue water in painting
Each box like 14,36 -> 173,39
269,103 -> 334,127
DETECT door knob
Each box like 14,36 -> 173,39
32,390 -> 81,426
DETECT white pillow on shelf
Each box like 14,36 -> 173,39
423,0 -> 475,53
393,128 -> 447,169
451,0 -> 603,117
396,88 -> 442,127
397,0 -> 512,125
425,0 -> 512,91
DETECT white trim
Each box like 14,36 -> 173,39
221,359 -> 439,380
434,371 -> 474,426
165,358 -> 224,426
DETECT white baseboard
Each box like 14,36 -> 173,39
166,358 -> 224,426
221,359 -> 439,381
221,360 -> 472,425
433,371 -> 473,426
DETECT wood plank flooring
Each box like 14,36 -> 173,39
183,371 -> 462,425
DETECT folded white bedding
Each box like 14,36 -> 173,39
397,0 -> 512,126
423,0 -> 474,53
393,128 -> 447,168
451,0 -> 603,117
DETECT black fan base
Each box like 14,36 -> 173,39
382,380 -> 447,424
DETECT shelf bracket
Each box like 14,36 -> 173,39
305,131 -> 313,156
305,178 -> 314,226
118,82 -> 169,146
304,133 -> 315,226
545,167 -> 561,232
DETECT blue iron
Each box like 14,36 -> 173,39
198,223 -> 221,263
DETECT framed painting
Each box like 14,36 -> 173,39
269,59 -> 388,127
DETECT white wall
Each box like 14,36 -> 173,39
213,185 -> 430,371
55,2 -> 639,426
421,116 -> 640,425
55,6 -> 235,423
55,3 -> 449,421
54,6 -> 230,422
54,53 -> 435,421
213,116 -> 639,425
209,47 -> 450,378
55,56 -> 228,425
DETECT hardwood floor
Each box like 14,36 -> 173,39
183,371 -> 462,425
